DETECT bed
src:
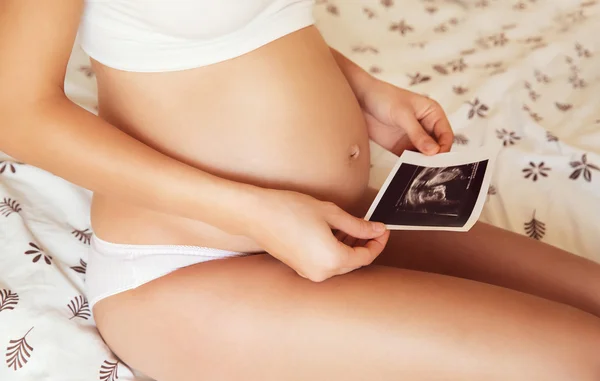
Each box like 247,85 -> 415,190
1,1 -> 598,380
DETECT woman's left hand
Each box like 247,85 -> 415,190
359,79 -> 454,156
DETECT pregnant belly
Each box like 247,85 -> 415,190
90,26 -> 371,252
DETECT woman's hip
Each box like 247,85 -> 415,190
85,233 -> 252,312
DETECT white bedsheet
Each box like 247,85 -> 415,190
1,1 -> 599,380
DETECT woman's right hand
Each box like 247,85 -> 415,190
247,189 -> 390,282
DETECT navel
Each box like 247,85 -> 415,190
349,144 -> 360,160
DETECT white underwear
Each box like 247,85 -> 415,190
85,235 -> 245,310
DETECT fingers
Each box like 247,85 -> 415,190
343,235 -> 358,247
436,123 -> 454,153
334,230 -> 357,247
392,108 -> 440,155
302,230 -> 388,282
337,230 -> 390,271
335,231 -> 369,249
417,101 -> 454,153
429,109 -> 454,153
296,201 -> 389,282
324,202 -> 387,239
334,230 -> 347,242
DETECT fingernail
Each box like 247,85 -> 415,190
425,141 -> 440,154
374,223 -> 386,232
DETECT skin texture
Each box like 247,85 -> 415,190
0,1 -> 387,282
92,253 -> 600,381
1,1 -> 599,379
357,189 -> 600,318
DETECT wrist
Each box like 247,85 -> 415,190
352,72 -> 378,106
184,172 -> 267,236
225,185 -> 294,244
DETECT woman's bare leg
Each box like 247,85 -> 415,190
93,254 -> 600,381
354,187 -> 600,317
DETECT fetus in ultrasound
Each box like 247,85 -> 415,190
396,166 -> 471,216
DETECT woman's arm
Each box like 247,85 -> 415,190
329,48 -> 374,105
0,1 -> 388,282
329,47 -> 453,155
0,0 -> 259,235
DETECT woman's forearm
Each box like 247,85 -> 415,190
0,95 -> 263,235
329,48 -> 375,104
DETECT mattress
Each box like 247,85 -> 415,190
1,1 -> 598,380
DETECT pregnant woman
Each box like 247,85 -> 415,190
1,1 -> 600,380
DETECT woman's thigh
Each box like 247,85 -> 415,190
92,254 -> 600,381
354,187 -> 600,316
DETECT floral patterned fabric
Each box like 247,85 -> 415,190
1,1 -> 599,380
316,0 -> 600,258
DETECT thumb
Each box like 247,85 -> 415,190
324,203 -> 387,239
393,110 -> 440,155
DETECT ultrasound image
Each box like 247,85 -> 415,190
369,160 -> 488,228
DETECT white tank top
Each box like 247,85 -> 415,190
79,0 -> 315,72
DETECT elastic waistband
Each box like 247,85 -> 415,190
91,235 -> 243,259
86,235 -> 248,310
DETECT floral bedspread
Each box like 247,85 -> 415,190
317,0 -> 600,258
1,1 -> 599,380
